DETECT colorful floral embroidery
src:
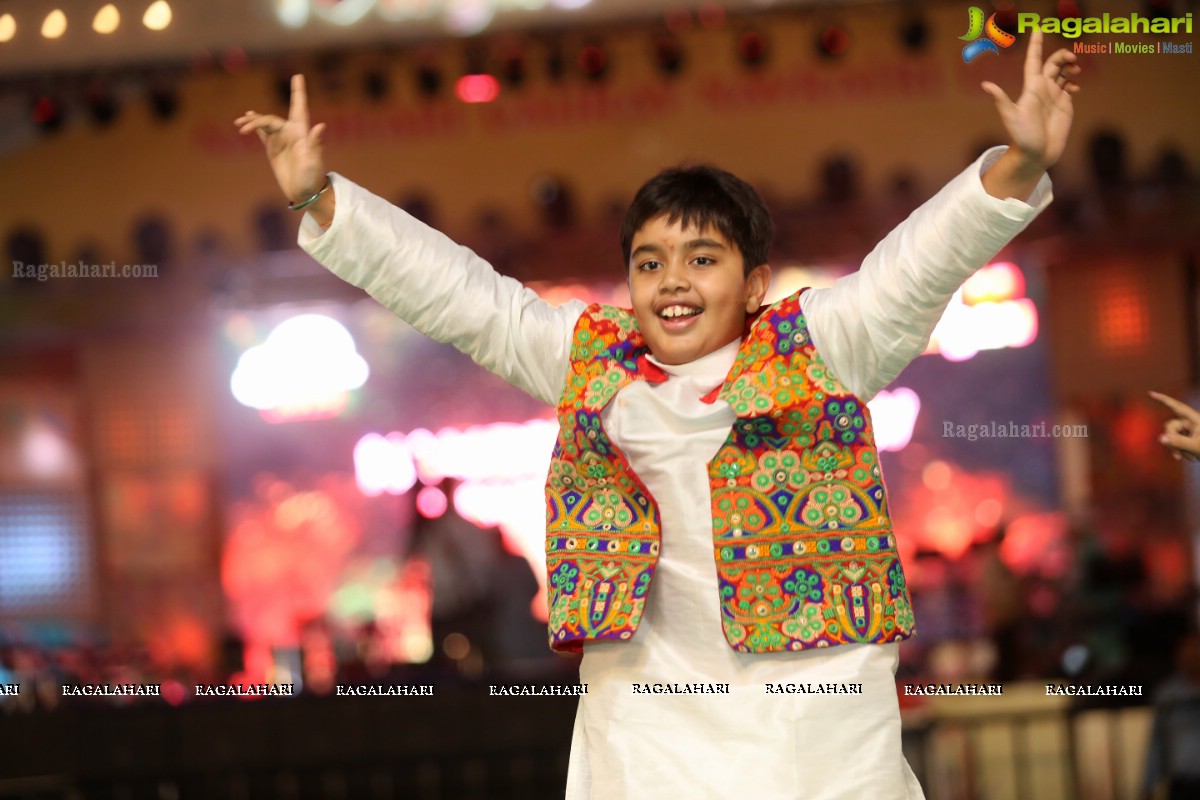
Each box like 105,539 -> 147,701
543,296 -> 915,653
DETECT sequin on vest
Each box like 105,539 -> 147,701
544,292 -> 916,653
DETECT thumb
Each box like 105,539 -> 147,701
1161,426 -> 1200,463
1162,429 -> 1195,450
308,122 -> 326,148
980,81 -> 1012,108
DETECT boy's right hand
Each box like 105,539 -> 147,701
235,74 -> 331,219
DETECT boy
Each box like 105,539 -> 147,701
236,31 -> 1080,798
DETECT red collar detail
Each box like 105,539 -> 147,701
635,353 -> 669,384
635,354 -> 722,402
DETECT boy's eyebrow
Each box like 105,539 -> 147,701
630,243 -> 665,260
629,238 -> 729,260
684,237 -> 729,251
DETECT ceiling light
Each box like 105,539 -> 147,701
144,1 -> 173,31
93,4 -> 120,34
42,9 -> 68,39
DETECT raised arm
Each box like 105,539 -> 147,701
235,76 -> 582,406
299,177 -> 584,405
801,147 -> 1051,401
801,30 -> 1079,401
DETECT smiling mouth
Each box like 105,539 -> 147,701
657,304 -> 703,320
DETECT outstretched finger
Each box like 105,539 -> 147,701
289,74 -> 309,129
235,111 -> 274,128
238,114 -> 285,135
1024,29 -> 1044,85
235,111 -> 265,128
980,80 -> 1013,109
1150,391 -> 1200,423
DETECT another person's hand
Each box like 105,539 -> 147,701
234,74 -> 330,219
1149,391 -> 1200,462
981,29 -> 1081,171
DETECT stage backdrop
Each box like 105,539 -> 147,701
1,1 -> 1197,267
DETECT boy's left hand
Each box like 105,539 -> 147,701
981,29 -> 1082,171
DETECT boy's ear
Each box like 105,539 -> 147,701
745,263 -> 772,312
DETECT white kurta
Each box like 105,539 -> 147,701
299,147 -> 1052,798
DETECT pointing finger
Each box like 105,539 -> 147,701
1150,391 -> 1200,423
289,74 -> 309,129
1024,28 -> 1044,86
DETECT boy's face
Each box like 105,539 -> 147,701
627,215 -> 771,366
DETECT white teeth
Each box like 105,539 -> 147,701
660,305 -> 701,319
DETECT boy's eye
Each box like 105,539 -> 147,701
637,261 -> 661,272
692,256 -> 714,266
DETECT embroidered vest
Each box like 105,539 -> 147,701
543,291 -> 916,654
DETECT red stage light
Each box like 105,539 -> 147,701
455,74 -> 499,103
578,43 -> 609,80
32,96 -> 59,124
736,30 -> 768,68
161,680 -> 187,706
1097,274 -> 1149,352
817,26 -> 851,59
416,485 -> 448,518
31,96 -> 64,132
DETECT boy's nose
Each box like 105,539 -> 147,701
658,260 -> 690,290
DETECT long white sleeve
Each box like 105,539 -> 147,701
298,173 -> 586,406
800,146 -> 1053,402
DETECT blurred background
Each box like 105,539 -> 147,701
1,0 -> 1198,798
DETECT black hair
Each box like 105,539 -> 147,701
619,164 -> 773,274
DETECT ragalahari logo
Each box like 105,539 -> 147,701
960,6 -> 1018,62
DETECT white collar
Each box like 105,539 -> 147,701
646,337 -> 741,388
